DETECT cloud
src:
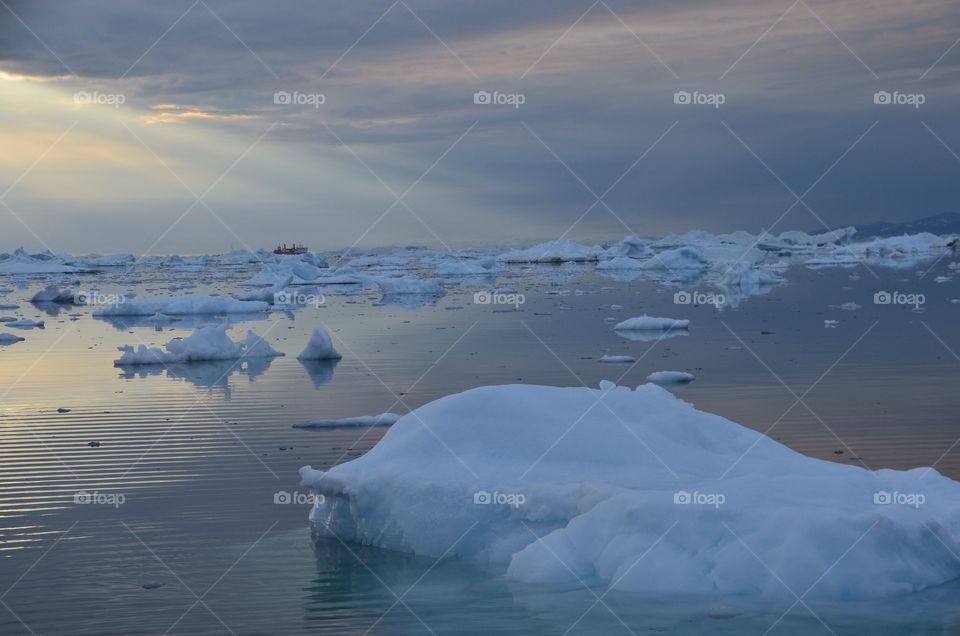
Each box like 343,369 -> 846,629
0,0 -> 958,251
143,104 -> 261,124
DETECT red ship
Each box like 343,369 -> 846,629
273,243 -> 308,255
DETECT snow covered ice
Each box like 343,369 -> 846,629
114,324 -> 283,365
293,413 -> 401,429
94,295 -> 268,317
598,354 -> 636,363
614,315 -> 690,330
647,370 -> 696,384
301,382 -> 960,598
297,328 -> 342,361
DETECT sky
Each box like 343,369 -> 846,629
1,0 -> 958,254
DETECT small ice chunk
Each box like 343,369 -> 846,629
293,413 -> 401,429
646,371 -> 696,384
297,328 -> 342,361
599,355 -> 636,363
7,319 -> 44,329
614,315 -> 689,330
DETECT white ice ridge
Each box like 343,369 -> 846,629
647,370 -> 696,384
293,413 -> 401,429
300,382 -> 960,598
614,315 -> 690,330
93,295 -> 268,316
114,324 -> 283,365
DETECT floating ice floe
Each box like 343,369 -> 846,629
217,250 -> 263,266
79,253 -> 135,268
300,381 -> 960,598
93,296 -> 268,317
716,263 -> 783,290
239,253 -> 329,286
498,240 -> 604,263
0,249 -> 77,274
30,285 -> 76,303
298,328 -> 342,361
0,332 -> 25,344
293,413 -> 401,429
602,235 -> 652,259
373,276 -> 443,295
647,370 -> 696,384
614,315 -> 689,330
598,355 -> 636,363
7,319 -> 44,329
114,324 -> 283,365
757,227 -> 857,253
639,246 -> 708,270
236,276 -> 294,303
315,267 -> 370,285
431,258 -> 499,277
596,256 -> 644,270
348,254 -> 411,269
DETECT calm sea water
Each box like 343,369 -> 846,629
1,256 -> 959,634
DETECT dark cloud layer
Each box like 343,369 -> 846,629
1,0 -> 958,251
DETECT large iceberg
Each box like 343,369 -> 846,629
301,383 -> 960,598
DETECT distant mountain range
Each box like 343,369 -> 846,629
816,212 -> 960,238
